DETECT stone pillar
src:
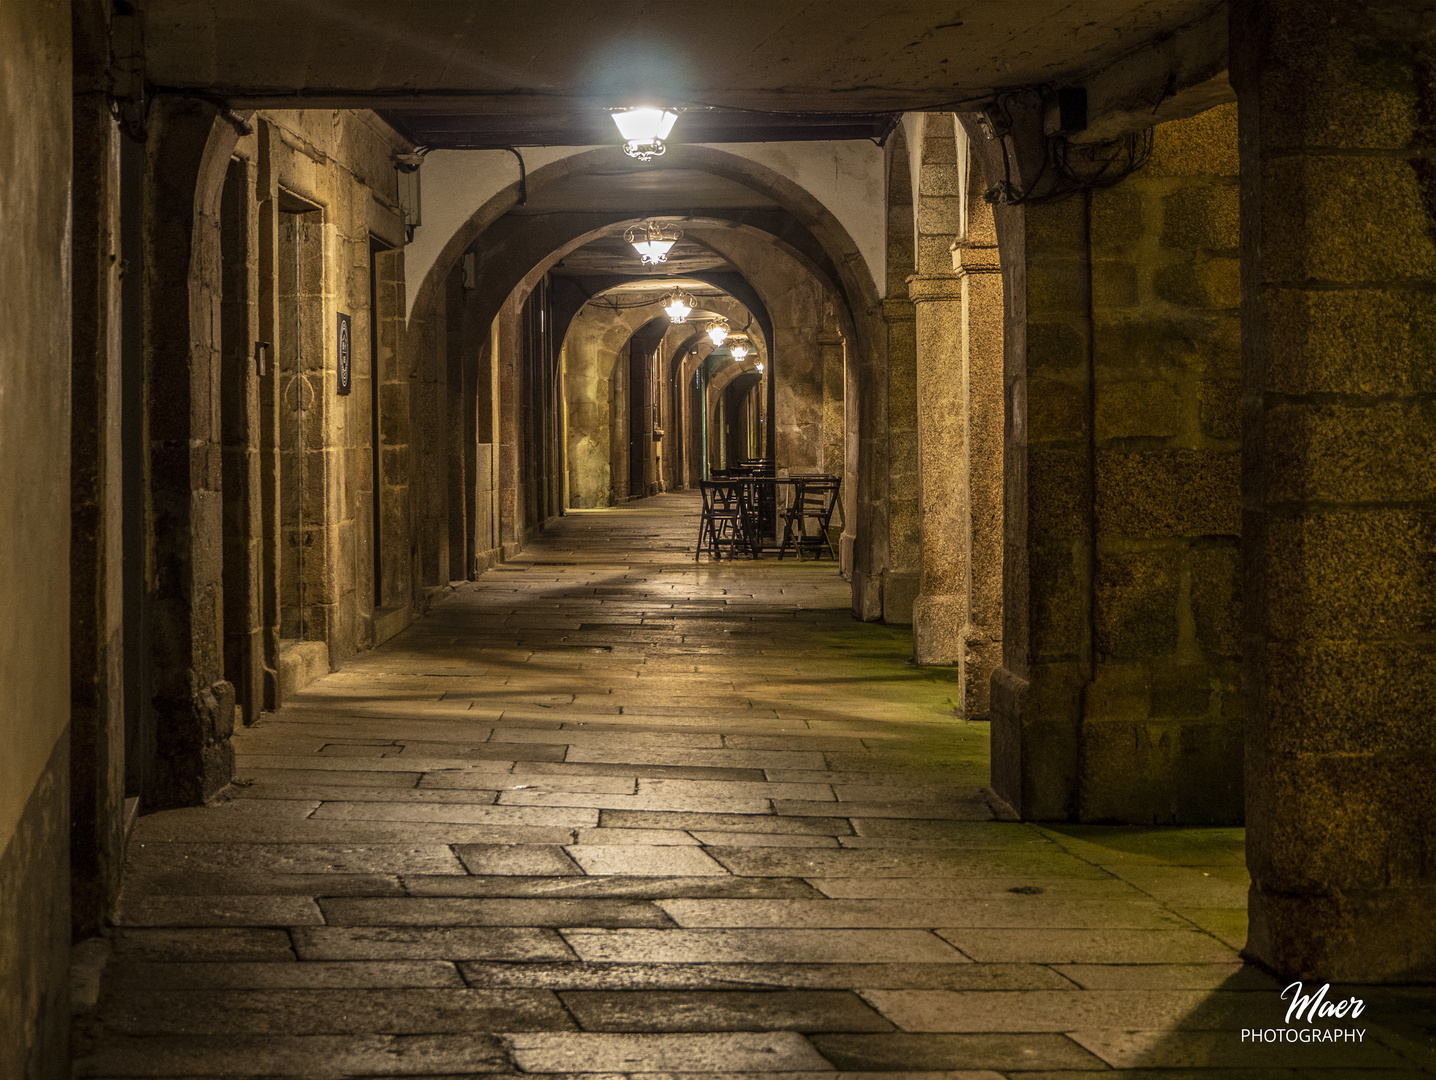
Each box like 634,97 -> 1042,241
883,295 -> 920,625
1233,0 -> 1436,981
144,98 -> 237,806
910,237 -> 1003,714
70,0 -> 127,938
819,320 -> 845,479
910,274 -> 966,666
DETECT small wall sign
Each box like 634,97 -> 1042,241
337,312 -> 352,395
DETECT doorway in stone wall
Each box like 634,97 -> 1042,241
276,195 -> 322,646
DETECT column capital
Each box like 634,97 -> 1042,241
881,297 -> 915,322
951,240 -> 1001,276
906,274 -> 964,304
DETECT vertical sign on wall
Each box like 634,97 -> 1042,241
337,312 -> 352,395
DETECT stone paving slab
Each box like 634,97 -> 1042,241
106,960 -> 466,989
74,1033 -> 511,1077
505,1031 -> 833,1072
654,898 -> 1185,930
81,496 -> 1366,1079
98,988 -> 575,1035
115,896 -> 324,928
937,928 -> 1240,964
317,897 -> 674,928
561,928 -> 969,964
291,926 -> 576,961
403,875 -> 824,899
560,989 -> 894,1033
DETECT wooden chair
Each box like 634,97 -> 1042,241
696,479 -> 752,560
778,476 -> 841,560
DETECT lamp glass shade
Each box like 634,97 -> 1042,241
663,293 -> 692,323
611,107 -> 678,142
730,343 -> 750,361
630,239 -> 676,265
706,323 -> 729,347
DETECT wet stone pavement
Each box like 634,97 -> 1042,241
75,495 -> 1434,1078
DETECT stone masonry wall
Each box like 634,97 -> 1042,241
1083,103 -> 1244,823
989,102 -> 1243,825
0,2 -> 73,1072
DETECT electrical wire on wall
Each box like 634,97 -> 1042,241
979,87 -> 1153,207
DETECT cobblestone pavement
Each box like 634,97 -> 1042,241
75,496 -> 1433,1077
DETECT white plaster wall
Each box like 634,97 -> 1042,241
404,139 -> 888,320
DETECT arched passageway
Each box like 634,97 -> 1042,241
10,5 -> 1436,1075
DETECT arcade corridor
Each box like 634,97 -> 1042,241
73,496 -> 1360,1077
7,2 -> 1436,1074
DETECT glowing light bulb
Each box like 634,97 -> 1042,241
706,320 -> 729,347
623,221 -> 682,266
663,291 -> 693,323
631,238 -> 675,264
755,362 -> 765,373
730,342 -> 750,361
610,107 -> 679,161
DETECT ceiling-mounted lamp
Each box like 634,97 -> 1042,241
755,362 -> 765,373
705,318 -> 730,347
662,289 -> 694,324
624,220 -> 683,266
609,106 -> 680,161
729,338 -> 750,362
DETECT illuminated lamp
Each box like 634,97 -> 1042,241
624,221 -> 682,265
705,318 -> 729,347
610,107 -> 680,161
663,290 -> 693,323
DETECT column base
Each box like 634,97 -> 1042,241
1247,885 -> 1436,983
882,571 -> 918,626
913,592 -> 965,666
850,569 -> 883,622
989,663 -> 1080,821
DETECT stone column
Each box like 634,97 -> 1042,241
910,273 -> 966,667
1233,0 -> 1436,981
910,238 -> 1003,715
883,295 -> 920,625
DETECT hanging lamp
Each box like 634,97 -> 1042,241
662,290 -> 694,324
624,221 -> 682,265
705,318 -> 729,347
729,339 -> 750,362
609,107 -> 680,161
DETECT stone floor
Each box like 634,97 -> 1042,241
75,495 -> 1433,1078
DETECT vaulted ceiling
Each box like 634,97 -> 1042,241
143,0 -> 1222,144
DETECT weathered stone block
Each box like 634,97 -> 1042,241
1190,545 -> 1241,658
1089,188 -> 1144,250
1025,199 -> 1089,250
1027,258 -> 1090,315
1261,287 -> 1436,397
1250,751 -> 1436,891
1095,549 -> 1179,659
1028,541 -> 1087,662
1078,715 -> 1242,824
1263,639 -> 1436,756
1027,447 -> 1089,538
1026,379 -> 1088,443
1145,101 -> 1238,178
1025,322 -> 1087,373
1198,377 -> 1240,440
1161,183 -> 1240,251
1264,509 -> 1436,638
1153,254 -> 1240,310
1097,450 -> 1241,538
1095,381 -> 1180,440
1091,259 -> 1139,309
1259,155 -> 1436,285
1264,400 -> 1436,504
